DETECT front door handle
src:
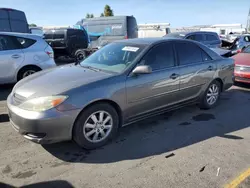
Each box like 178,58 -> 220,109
11,54 -> 21,59
170,73 -> 179,79
207,66 -> 213,71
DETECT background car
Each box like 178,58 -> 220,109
7,38 -> 234,149
164,31 -> 222,48
229,34 -> 250,52
233,45 -> 250,84
43,28 -> 89,61
0,32 -> 56,84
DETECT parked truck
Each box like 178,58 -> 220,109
0,8 -> 29,33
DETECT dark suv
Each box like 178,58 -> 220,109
165,31 -> 221,48
43,28 -> 89,60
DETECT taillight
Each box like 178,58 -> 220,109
46,51 -> 54,58
45,46 -> 54,58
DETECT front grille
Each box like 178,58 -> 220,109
235,66 -> 250,73
12,93 -> 26,106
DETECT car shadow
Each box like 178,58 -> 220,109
0,84 -> 13,101
0,180 -> 74,188
43,88 -> 250,164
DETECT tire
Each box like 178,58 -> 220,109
199,80 -> 221,110
73,103 -> 119,149
75,50 -> 87,62
17,66 -> 41,81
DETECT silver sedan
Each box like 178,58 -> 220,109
7,38 -> 234,149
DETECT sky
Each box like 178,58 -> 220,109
1,0 -> 250,27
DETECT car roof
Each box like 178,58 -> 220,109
169,31 -> 218,36
115,37 -> 195,45
0,32 -> 42,40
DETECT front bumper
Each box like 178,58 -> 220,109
234,72 -> 250,84
7,94 -> 80,144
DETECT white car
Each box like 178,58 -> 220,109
0,32 -> 56,84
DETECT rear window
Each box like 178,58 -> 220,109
205,34 -> 218,41
16,37 -> 36,48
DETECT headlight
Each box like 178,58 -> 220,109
19,96 -> 68,112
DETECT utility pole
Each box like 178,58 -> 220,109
247,8 -> 250,32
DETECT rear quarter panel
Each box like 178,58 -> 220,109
214,57 -> 234,91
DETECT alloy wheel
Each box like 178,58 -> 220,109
22,70 -> 36,78
83,111 -> 113,143
206,84 -> 219,105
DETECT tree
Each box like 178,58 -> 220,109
103,5 -> 114,17
86,13 -> 94,18
86,13 -> 90,18
100,13 -> 104,17
29,23 -> 37,27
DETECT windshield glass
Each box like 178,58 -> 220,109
80,42 -> 146,73
242,46 -> 250,53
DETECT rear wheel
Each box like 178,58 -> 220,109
199,80 -> 221,109
75,49 -> 87,62
73,103 -> 119,149
17,66 -> 41,81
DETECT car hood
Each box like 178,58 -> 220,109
232,53 -> 250,66
13,64 -> 112,99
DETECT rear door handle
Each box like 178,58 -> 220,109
170,73 -> 179,79
11,54 -> 21,59
207,66 -> 213,71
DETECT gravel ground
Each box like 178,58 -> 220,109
0,83 -> 250,188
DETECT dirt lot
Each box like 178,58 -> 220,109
0,83 -> 250,188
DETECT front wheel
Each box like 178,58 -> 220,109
73,103 -> 119,149
199,80 -> 221,109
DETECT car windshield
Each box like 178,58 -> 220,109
80,42 -> 146,73
242,46 -> 250,53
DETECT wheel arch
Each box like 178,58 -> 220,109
16,64 -> 42,81
213,77 -> 224,92
71,99 -> 123,137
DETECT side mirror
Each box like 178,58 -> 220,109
132,65 -> 152,75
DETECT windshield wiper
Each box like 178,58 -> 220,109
80,65 -> 101,72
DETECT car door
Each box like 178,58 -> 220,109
125,42 -> 180,119
0,35 -> 24,83
174,41 -> 216,101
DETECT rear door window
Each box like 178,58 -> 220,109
16,37 -> 36,48
205,34 -> 218,41
0,35 -> 22,51
141,42 -> 175,71
175,42 -> 203,65
186,34 -> 203,42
